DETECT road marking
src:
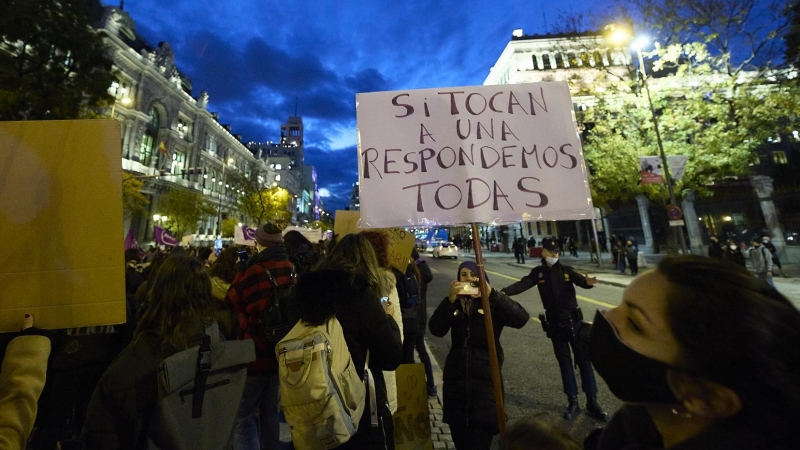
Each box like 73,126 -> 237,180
484,269 -> 616,308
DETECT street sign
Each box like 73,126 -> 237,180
667,205 -> 683,221
669,220 -> 685,227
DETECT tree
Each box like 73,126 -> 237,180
229,167 -> 293,227
122,173 -> 149,219
0,0 -> 115,120
159,188 -> 216,238
582,0 -> 798,208
221,217 -> 239,238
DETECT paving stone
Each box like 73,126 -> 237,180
433,442 -> 446,449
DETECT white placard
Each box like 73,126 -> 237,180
356,83 -> 594,228
283,226 -> 323,243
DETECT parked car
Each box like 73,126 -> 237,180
432,242 -> 459,259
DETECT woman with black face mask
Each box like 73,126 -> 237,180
585,255 -> 800,450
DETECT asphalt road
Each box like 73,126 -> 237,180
422,255 -> 626,444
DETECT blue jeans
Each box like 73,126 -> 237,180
234,372 -> 280,450
757,272 -> 776,288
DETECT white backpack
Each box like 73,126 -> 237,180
276,317 -> 373,449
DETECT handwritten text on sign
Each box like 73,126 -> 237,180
356,83 -> 594,227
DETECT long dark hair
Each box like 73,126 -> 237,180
314,233 -> 392,299
658,255 -> 800,439
209,247 -> 238,283
137,255 -> 218,350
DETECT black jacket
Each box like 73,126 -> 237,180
82,332 -> 178,449
501,260 -> 592,312
415,259 -> 434,332
428,289 -> 529,432
585,405 -> 798,450
295,269 -> 403,449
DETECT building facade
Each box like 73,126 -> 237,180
99,6 -> 316,244
483,28 -> 800,259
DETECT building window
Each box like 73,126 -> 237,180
532,55 -> 540,70
139,107 -> 160,167
536,222 -> 542,235
171,151 -> 185,175
773,151 -> 788,165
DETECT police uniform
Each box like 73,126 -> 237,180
502,237 -> 607,421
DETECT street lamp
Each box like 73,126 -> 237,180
608,26 -> 688,253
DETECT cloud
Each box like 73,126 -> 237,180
318,188 -> 331,197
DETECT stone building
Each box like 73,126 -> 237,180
99,6 -> 316,244
483,28 -> 800,261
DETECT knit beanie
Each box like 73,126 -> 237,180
255,223 -> 283,247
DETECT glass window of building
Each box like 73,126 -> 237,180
773,151 -> 788,164
139,107 -> 160,167
171,151 -> 185,175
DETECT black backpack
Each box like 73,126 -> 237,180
254,266 -> 298,342
399,266 -> 420,309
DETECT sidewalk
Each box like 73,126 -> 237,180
459,249 -> 800,303
425,341 -> 454,449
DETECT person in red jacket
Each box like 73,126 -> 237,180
225,223 -> 294,450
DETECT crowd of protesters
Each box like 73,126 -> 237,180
1,223 -> 799,450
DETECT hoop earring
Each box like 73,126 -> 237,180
671,408 -> 693,419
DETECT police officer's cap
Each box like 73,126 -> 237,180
541,237 -> 559,252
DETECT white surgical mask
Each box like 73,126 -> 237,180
730,245 -> 738,251
545,256 -> 559,266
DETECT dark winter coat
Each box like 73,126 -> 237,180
428,289 -> 529,433
501,260 -> 592,312
393,266 -> 420,335
81,331 -> 178,449
708,242 -> 724,259
584,405 -> 798,450
295,269 -> 403,450
415,259 -> 434,333
724,248 -> 747,268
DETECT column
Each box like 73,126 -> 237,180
752,175 -> 786,254
575,220 -> 584,247
636,195 -> 655,254
681,190 -> 704,255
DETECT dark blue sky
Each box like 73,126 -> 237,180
119,0 -> 619,211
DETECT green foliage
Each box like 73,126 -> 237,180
159,188 -> 216,238
0,0 -> 115,120
229,167 -> 293,227
583,0 -> 798,208
122,173 -> 149,219
221,217 -> 239,238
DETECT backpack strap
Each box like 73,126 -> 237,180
364,349 -> 378,428
264,265 -> 297,289
191,325 -> 217,418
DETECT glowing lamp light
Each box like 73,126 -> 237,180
153,214 -> 160,221
161,216 -> 168,222
120,97 -> 132,105
723,216 -> 733,222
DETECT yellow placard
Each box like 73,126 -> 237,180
333,211 -> 414,272
333,210 -> 362,239
394,363 -> 433,450
384,228 -> 415,273
0,120 -> 126,332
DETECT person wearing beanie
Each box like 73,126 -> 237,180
501,237 -> 609,422
429,260 -> 529,450
224,222 -> 293,449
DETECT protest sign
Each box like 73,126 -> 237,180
283,225 -> 323,243
394,363 -> 433,450
0,120 -> 125,332
356,82 -> 595,228
234,225 -> 256,246
639,155 -> 688,184
333,210 -> 362,238
334,211 -> 414,271
384,228 -> 415,272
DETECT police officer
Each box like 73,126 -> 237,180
501,237 -> 608,421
